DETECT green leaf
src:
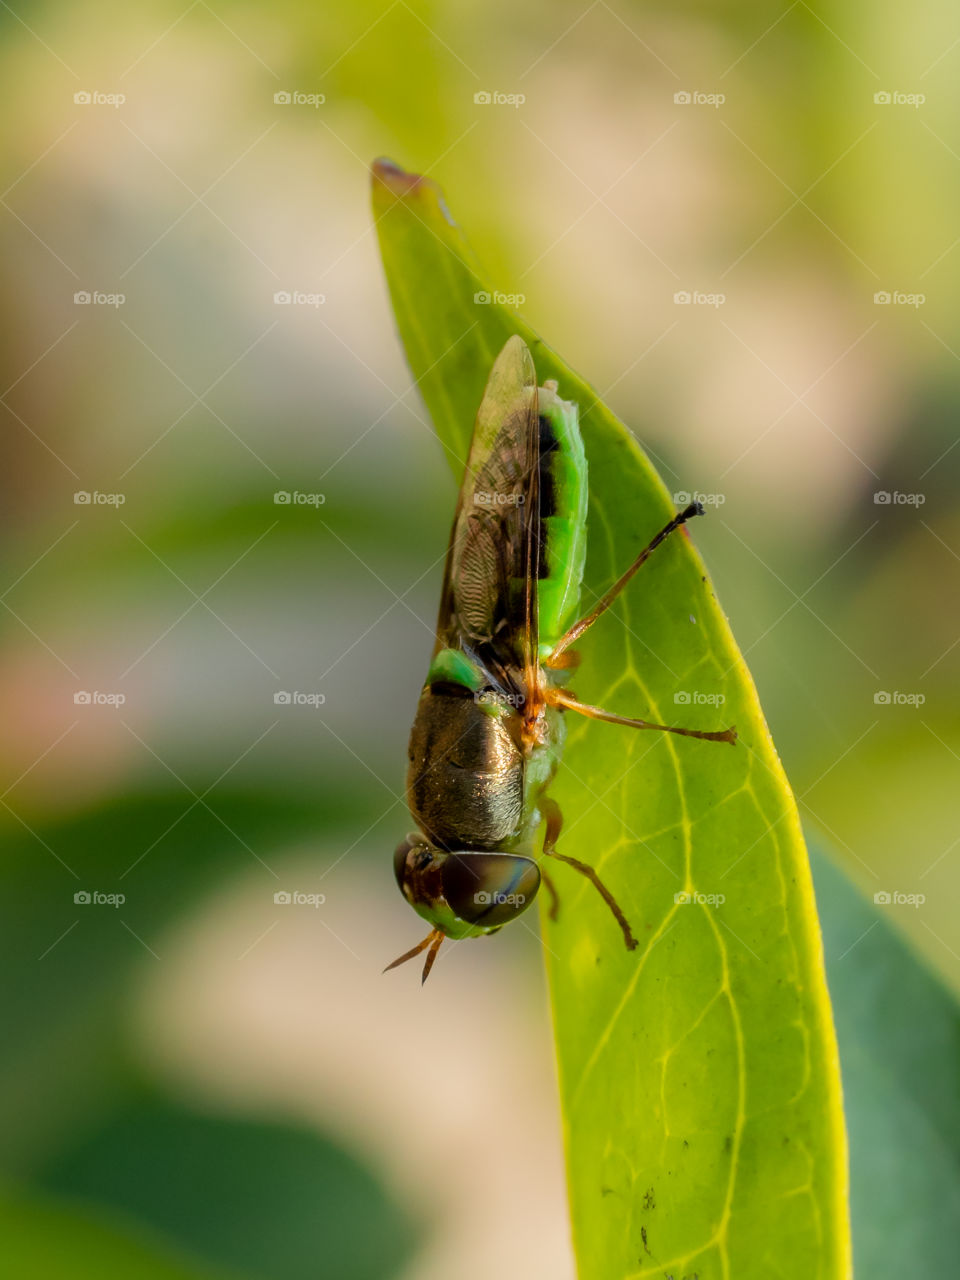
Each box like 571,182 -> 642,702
373,160 -> 850,1279
811,839 -> 960,1276
35,1095 -> 419,1280
0,1188 -> 234,1280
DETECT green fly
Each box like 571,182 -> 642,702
388,336 -> 736,982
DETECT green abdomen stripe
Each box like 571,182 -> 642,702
536,394 -> 587,653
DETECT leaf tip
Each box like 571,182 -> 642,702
370,158 -> 456,225
371,156 -> 419,193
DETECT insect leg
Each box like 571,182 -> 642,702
546,502 -> 704,666
548,688 -> 737,745
541,868 -> 560,922
541,797 -> 637,950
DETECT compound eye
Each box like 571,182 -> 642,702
441,853 -> 540,927
393,834 -> 434,888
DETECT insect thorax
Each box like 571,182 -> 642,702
406,648 -> 566,854
406,683 -> 526,852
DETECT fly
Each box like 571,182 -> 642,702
387,336 -> 736,981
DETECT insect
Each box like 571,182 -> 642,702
388,336 -> 736,981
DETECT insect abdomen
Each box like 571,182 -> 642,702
532,390 -> 588,654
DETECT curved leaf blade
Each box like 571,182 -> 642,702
372,159 -> 850,1280
812,838 -> 960,1276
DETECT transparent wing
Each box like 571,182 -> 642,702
434,336 -> 541,679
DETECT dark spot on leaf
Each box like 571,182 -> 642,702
642,1186 -> 656,1210
641,1225 -> 650,1253
724,1135 -> 733,1153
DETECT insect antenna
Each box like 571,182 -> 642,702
383,928 -> 445,984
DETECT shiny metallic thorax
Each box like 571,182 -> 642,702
406,685 -> 564,855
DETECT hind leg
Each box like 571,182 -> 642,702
540,797 -> 636,950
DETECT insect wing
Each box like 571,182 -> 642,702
437,336 -> 540,673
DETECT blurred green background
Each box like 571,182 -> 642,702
1,0 -> 957,1275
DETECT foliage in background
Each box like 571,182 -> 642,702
0,0 -> 957,1273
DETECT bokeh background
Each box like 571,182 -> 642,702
1,1 -> 958,1276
